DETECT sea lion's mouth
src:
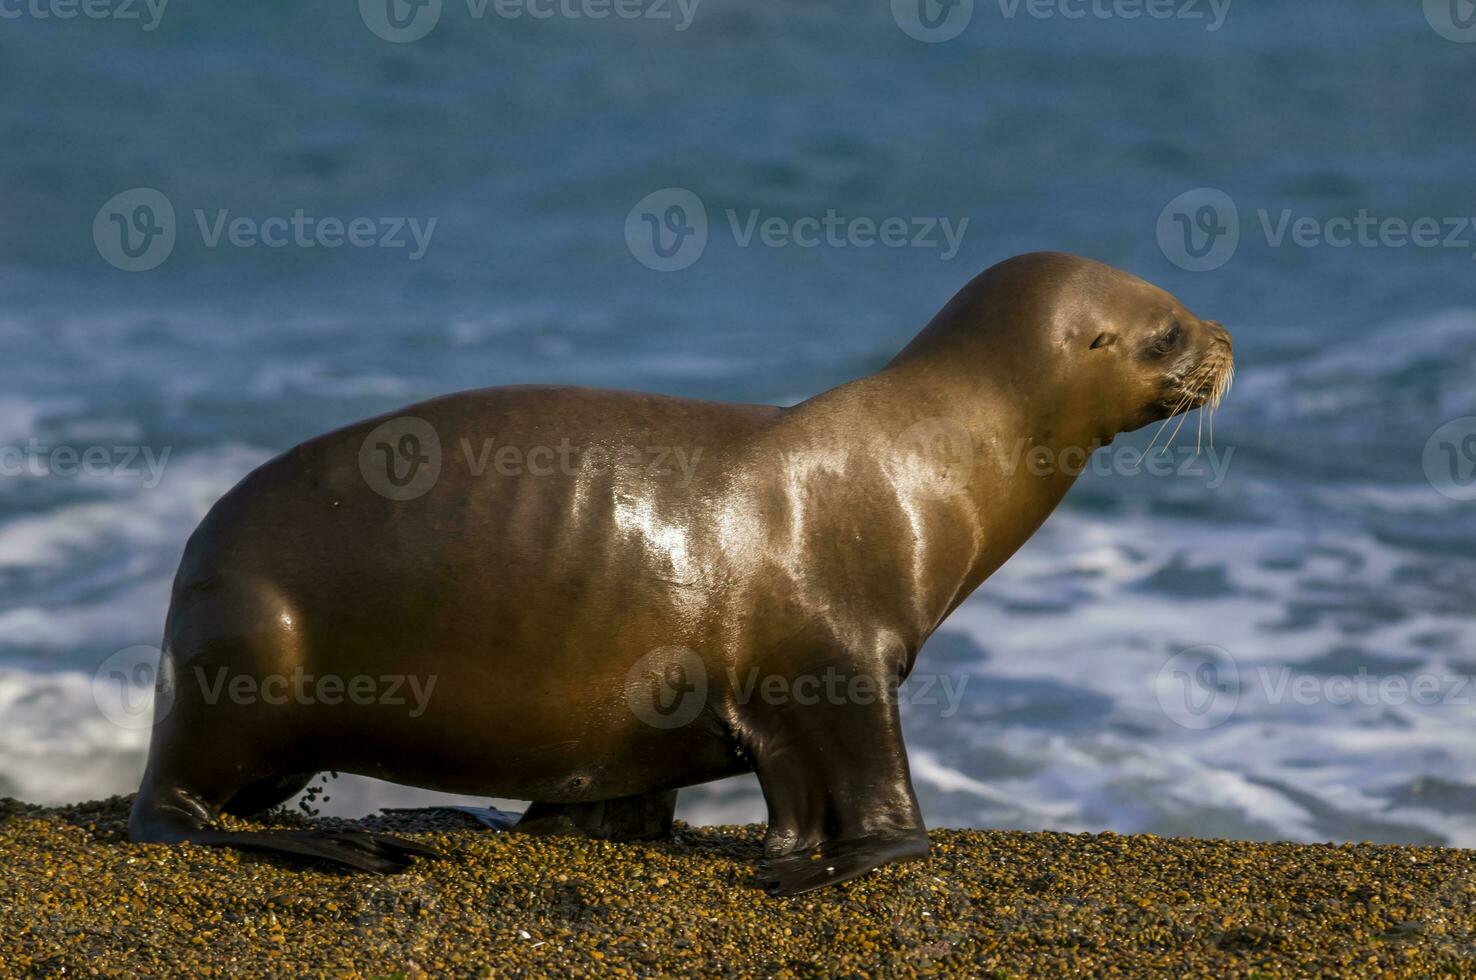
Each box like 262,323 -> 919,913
1166,339 -> 1235,414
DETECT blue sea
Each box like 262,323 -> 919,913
2,0 -> 1475,844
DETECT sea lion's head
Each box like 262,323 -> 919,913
1060,256 -> 1235,438
892,252 -> 1234,446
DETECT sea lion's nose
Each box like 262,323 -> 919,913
1204,319 -> 1232,350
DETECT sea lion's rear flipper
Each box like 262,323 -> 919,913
131,784 -> 443,874
513,791 -> 679,842
381,804 -> 523,831
384,791 -> 679,841
184,827 -> 443,874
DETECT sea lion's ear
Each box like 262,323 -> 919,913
1089,332 -> 1117,350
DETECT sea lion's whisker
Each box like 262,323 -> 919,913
1145,408 -> 1179,455
1153,390 -> 1195,456
1163,398 -> 1193,454
1147,389 -> 1195,454
1169,358 -> 1227,457
1205,355 -> 1233,450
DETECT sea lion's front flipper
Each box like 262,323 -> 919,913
747,663 -> 931,897
759,833 -> 932,896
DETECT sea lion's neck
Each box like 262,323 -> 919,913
890,354 -> 1091,572
790,351 -> 1098,645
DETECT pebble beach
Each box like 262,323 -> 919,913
4,798 -> 1476,977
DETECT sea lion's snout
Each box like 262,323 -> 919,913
1184,318 -> 1234,411
1142,315 -> 1235,443
1132,314 -> 1235,438
1204,319 -> 1233,359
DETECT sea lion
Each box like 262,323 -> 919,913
128,252 -> 1234,895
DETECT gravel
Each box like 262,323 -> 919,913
4,796 -> 1476,976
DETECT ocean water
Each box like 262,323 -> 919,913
2,0 -> 1475,844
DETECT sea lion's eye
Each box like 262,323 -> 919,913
1090,332 -> 1116,350
1152,323 -> 1182,355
